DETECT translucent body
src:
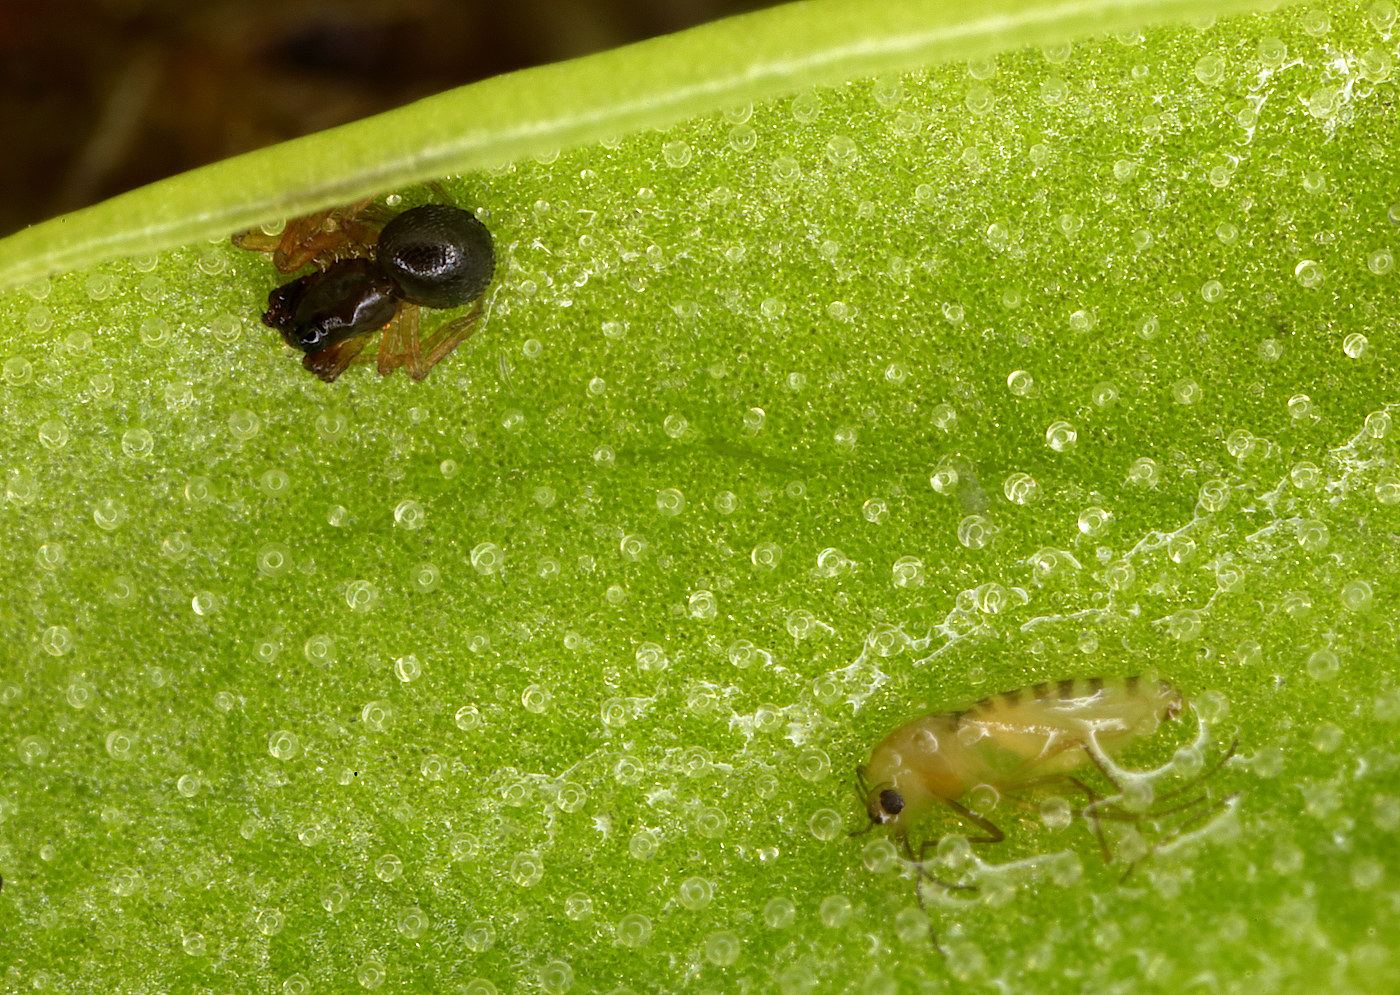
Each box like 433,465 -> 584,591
860,677 -> 1183,838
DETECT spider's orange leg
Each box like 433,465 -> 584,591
378,306 -> 419,377
231,230 -> 285,253
411,297 -> 485,380
233,198 -> 383,272
303,334 -> 371,383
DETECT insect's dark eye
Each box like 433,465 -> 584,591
377,205 -> 495,310
879,789 -> 905,818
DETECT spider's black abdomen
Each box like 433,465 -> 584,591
377,205 -> 495,310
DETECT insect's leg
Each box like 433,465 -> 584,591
909,872 -> 945,955
1016,773 -> 1113,865
1119,791 -> 1242,882
899,835 -> 969,956
425,180 -> 455,203
1079,739 -> 1131,794
333,201 -> 394,258
1064,775 -> 1112,864
278,200 -> 384,270
848,819 -> 875,839
906,836 -> 980,893
415,298 -> 485,379
377,307 -> 418,377
403,306 -> 429,380
937,795 -> 1005,846
231,229 -> 285,253
1087,738 -> 1239,824
269,208 -> 343,271
302,334 -> 371,383
352,201 -> 398,226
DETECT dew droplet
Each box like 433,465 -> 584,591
1045,421 -> 1077,452
394,654 -> 422,683
1312,721 -> 1343,753
819,894 -> 853,928
826,134 -> 858,166
1340,580 -> 1374,613
1002,475 -> 1036,506
1296,519 -> 1329,552
1166,610 -> 1202,641
1172,379 -> 1201,405
540,960 -> 573,995
704,930 -> 742,967
93,498 -> 126,531
521,684 -> 551,713
688,590 -> 717,619
809,808 -> 843,841
105,729 -> 138,760
957,515 -> 997,549
356,961 -> 386,990
394,500 -> 426,530
1077,506 -> 1113,536
1197,479 -> 1230,513
344,580 -> 377,612
751,542 -> 783,571
764,897 -> 796,929
228,409 -> 262,442
1306,649 -> 1340,681
1194,54 -> 1226,85
656,487 -> 686,515
361,700 -> 395,732
470,542 -> 503,575
695,806 -> 727,839
1103,560 -> 1135,592
1294,259 -> 1326,288
510,852 -> 544,887
892,556 -> 924,588
267,730 -> 299,760
616,913 -> 652,948
455,704 -> 482,731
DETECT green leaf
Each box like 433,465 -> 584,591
0,0 -> 1283,291
2,0 -> 1398,992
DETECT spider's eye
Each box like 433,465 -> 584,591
878,789 -> 905,818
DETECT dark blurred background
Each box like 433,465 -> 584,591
0,0 -> 775,237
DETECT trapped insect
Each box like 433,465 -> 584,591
234,199 -> 495,382
855,676 -> 1236,884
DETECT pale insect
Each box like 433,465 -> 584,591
856,676 -> 1232,870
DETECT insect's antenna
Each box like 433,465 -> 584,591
848,773 -> 875,838
1147,737 -> 1241,808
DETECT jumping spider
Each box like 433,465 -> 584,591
234,198 -> 495,382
